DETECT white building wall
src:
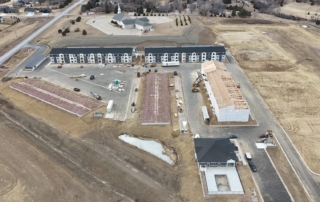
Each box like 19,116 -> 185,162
201,68 -> 250,122
135,24 -> 152,31
217,106 -> 250,122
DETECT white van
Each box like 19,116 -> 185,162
245,152 -> 252,161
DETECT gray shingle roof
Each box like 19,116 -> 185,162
24,8 -> 36,12
25,55 -> 46,68
138,17 -> 149,22
194,138 -> 238,163
145,46 -> 226,54
135,19 -> 151,27
50,47 -> 134,55
112,13 -> 130,21
122,19 -> 135,25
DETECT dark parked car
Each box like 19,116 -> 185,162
259,134 -> 268,138
229,135 -> 238,139
155,69 -> 158,72
248,161 -> 257,172
90,75 -> 95,80
74,88 -> 80,92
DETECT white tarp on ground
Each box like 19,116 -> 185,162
255,143 -> 267,149
205,167 -> 244,195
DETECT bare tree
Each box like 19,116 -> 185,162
178,4 -> 183,12
172,0 -> 179,10
190,4 -> 197,13
199,1 -> 212,16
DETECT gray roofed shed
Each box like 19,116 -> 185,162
145,46 -> 226,54
194,138 -> 238,163
25,55 -> 46,70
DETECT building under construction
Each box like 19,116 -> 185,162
201,61 -> 250,122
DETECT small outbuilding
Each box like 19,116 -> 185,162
25,55 -> 46,71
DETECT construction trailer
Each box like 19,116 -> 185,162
161,61 -> 180,67
202,106 -> 210,125
107,100 -> 114,113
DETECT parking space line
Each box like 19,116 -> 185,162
45,67 -> 109,90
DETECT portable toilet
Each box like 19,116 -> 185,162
114,79 -> 119,85
182,121 -> 188,133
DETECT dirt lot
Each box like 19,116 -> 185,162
279,3 -> 320,19
31,16 -> 106,45
207,19 -> 320,174
0,18 -> 49,57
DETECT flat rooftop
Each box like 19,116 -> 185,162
205,167 -> 244,194
202,61 -> 249,109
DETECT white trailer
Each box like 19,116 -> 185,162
107,100 -> 114,113
161,61 -> 180,67
202,106 -> 210,125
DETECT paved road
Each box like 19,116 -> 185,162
4,44 -> 48,78
0,0 -> 85,65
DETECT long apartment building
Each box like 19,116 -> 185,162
201,61 -> 250,122
49,47 -> 135,64
144,45 -> 226,63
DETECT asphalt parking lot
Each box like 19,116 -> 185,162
19,64 -> 138,121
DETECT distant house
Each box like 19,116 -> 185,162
4,8 -> 19,13
194,138 -> 244,197
0,5 -> 9,12
24,7 -> 36,14
39,8 -> 51,13
12,2 -> 23,8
